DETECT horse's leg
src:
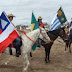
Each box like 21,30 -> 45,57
23,53 -> 30,71
65,43 -> 67,51
9,44 -> 12,55
45,51 -> 48,63
9,47 -> 12,55
69,40 -> 71,53
30,49 -> 32,57
48,48 -> 51,62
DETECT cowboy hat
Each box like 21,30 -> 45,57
7,14 -> 15,18
38,16 -> 43,19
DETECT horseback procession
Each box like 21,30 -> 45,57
0,6 -> 72,72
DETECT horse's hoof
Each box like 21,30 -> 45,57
28,62 -> 30,66
16,54 -> 19,57
45,59 -> 47,63
45,59 -> 47,61
48,60 -> 50,62
70,51 -> 71,53
24,67 -> 28,71
69,50 -> 71,53
24,68 -> 27,71
45,61 -> 48,64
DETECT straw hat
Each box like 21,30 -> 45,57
38,16 -> 43,19
7,14 -> 15,18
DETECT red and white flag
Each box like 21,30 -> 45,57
0,12 -> 19,53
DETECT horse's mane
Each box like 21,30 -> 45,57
26,28 -> 39,35
47,28 -> 62,40
21,28 -> 40,40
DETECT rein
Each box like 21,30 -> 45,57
22,31 -> 39,45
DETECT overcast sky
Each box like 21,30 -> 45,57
0,0 -> 72,26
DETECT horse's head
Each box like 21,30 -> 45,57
58,27 -> 67,42
39,27 -> 50,43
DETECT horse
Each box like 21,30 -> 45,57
0,27 -> 50,71
41,27 -> 67,63
30,27 -> 67,63
65,34 -> 72,53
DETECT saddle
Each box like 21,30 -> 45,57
9,37 -> 22,57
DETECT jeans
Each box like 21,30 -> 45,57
15,37 -> 21,45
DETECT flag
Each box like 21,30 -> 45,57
50,7 -> 67,31
31,12 -> 39,51
0,12 -> 19,53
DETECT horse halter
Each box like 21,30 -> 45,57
59,28 -> 67,41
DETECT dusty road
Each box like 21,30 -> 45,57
0,37 -> 72,72
0,29 -> 72,72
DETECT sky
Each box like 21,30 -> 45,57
0,0 -> 72,26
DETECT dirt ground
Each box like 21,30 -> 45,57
1,29 -> 72,72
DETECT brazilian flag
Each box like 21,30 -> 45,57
31,12 -> 39,51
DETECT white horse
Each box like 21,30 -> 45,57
1,27 -> 50,71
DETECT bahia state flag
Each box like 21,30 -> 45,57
0,12 -> 19,53
31,12 -> 39,51
50,7 -> 67,31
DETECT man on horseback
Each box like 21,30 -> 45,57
65,18 -> 72,52
67,18 -> 72,39
69,18 -> 72,38
7,14 -> 22,57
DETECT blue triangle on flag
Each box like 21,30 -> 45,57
0,12 -> 10,32
1,12 -> 10,24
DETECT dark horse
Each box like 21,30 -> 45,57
65,30 -> 72,53
30,27 -> 67,63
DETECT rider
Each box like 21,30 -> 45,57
38,16 -> 45,47
66,18 -> 72,43
69,18 -> 72,39
38,16 -> 49,32
67,18 -> 72,37
7,14 -> 22,57
38,16 -> 45,28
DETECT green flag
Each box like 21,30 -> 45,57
31,12 -> 39,51
57,7 -> 67,24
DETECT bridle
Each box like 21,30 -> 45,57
39,28 -> 48,42
59,29 -> 67,41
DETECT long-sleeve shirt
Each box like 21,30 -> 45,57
39,23 -> 45,28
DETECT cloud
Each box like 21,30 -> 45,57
0,0 -> 72,25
